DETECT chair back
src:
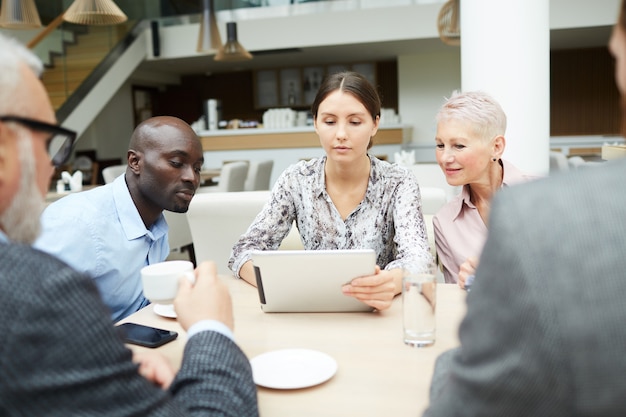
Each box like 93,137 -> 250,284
550,151 -> 570,173
198,161 -> 248,193
186,191 -> 272,274
244,159 -> 274,191
407,163 -> 460,201
102,164 -> 126,184
419,186 -> 447,258
186,191 -> 303,274
567,155 -> 604,170
162,210 -> 193,252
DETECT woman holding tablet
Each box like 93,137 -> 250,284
229,71 -> 432,311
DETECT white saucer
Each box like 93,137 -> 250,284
153,303 -> 177,319
250,349 -> 337,389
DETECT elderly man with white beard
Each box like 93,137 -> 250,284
0,33 -> 258,416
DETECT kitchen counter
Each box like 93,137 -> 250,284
197,124 -> 410,151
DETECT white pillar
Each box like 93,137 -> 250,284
460,0 -> 550,175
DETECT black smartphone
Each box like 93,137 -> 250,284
116,322 -> 178,348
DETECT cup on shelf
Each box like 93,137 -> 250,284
296,111 -> 308,127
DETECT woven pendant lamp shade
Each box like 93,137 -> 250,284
437,0 -> 460,46
197,0 -> 222,53
0,0 -> 42,29
214,22 -> 252,62
63,0 -> 127,26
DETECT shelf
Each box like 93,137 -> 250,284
254,62 -> 376,110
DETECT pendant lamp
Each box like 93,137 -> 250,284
437,0 -> 460,46
214,21 -> 252,62
0,0 -> 42,29
63,0 -> 128,26
197,0 -> 222,53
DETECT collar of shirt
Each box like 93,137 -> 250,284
111,175 -> 168,242
450,159 -> 530,222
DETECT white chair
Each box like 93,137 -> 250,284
187,191 -> 269,274
102,164 -> 126,184
278,221 -> 303,251
197,161 -> 248,193
568,155 -> 604,170
550,151 -> 570,173
419,186 -> 447,283
244,159 -> 274,191
162,210 -> 195,264
407,163 -> 460,202
419,187 -> 447,259
186,191 -> 302,274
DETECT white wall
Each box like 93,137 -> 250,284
398,49 -> 461,156
550,0 -> 620,29
63,30 -> 149,138
74,80 -> 135,162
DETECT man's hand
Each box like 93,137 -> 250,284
133,351 -> 175,390
174,261 -> 234,331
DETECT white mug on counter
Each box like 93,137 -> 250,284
141,260 -> 195,304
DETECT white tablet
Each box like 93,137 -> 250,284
251,249 -> 377,313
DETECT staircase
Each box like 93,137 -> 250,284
41,25 -> 125,111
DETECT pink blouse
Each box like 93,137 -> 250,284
433,160 -> 539,283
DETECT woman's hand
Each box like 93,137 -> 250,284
133,351 -> 175,390
341,266 -> 402,311
458,256 -> 478,289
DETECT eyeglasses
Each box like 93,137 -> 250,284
0,116 -> 76,168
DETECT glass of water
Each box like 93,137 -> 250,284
402,263 -> 437,347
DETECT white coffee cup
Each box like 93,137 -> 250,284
141,260 -> 195,304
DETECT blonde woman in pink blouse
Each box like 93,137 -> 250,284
433,91 -> 538,286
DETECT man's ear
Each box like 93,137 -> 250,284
127,149 -> 141,174
0,123 -> 19,201
0,123 -> 11,183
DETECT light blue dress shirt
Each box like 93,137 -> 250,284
7,224 -> 231,341
34,175 -> 169,322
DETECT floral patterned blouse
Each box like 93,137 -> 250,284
228,156 -> 433,277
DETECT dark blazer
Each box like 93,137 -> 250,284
425,158 -> 626,416
0,242 -> 258,416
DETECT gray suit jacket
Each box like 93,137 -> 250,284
425,158 -> 626,416
0,243 -> 258,416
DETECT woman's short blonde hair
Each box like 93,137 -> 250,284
435,90 -> 507,142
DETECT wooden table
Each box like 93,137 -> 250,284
45,185 -> 99,204
200,168 -> 221,185
119,277 -> 467,416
